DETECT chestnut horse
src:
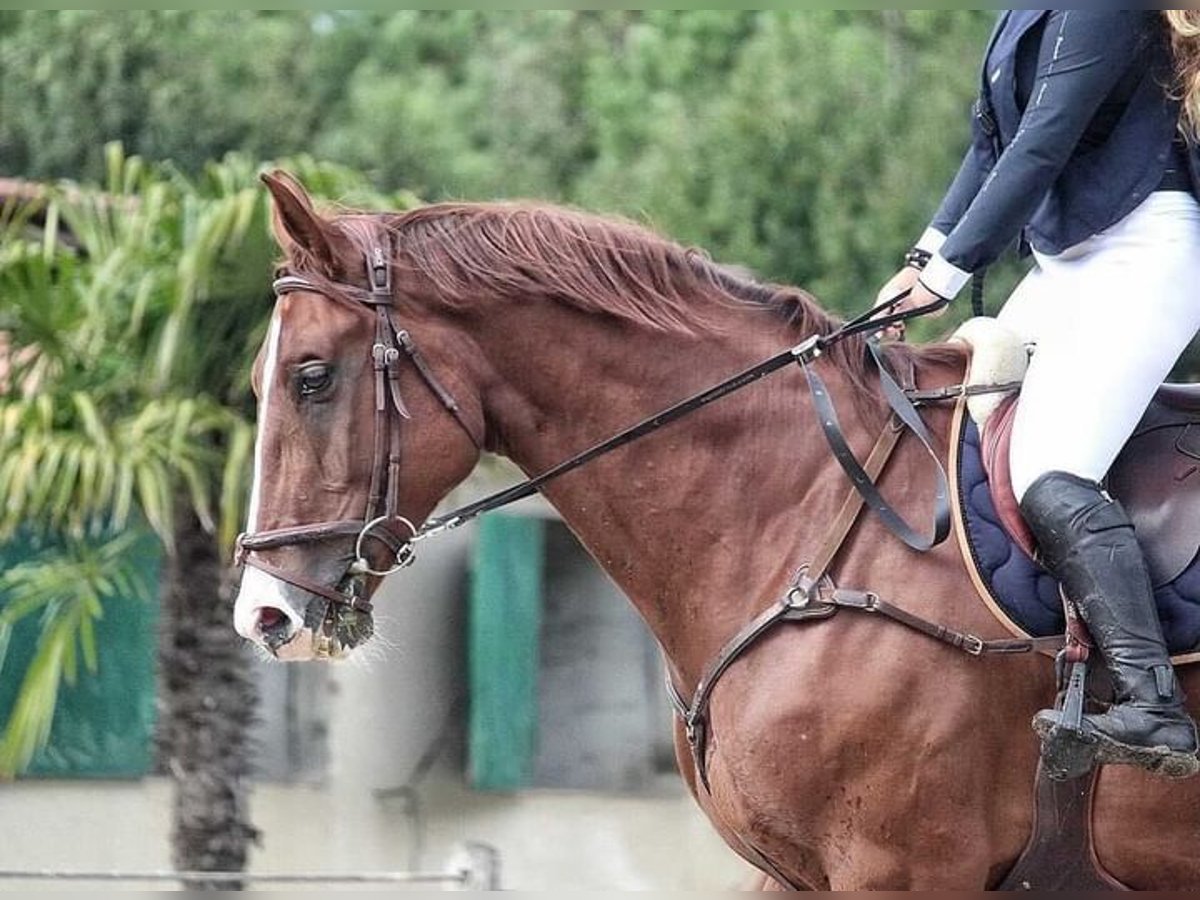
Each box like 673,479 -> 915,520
233,171 -> 1200,890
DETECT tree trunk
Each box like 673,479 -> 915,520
157,503 -> 259,890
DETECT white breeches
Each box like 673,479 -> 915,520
999,191 -> 1200,502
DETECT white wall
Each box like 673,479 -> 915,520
0,776 -> 747,890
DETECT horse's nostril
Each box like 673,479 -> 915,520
256,606 -> 293,644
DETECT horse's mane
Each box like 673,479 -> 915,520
291,201 -> 965,401
381,202 -> 835,338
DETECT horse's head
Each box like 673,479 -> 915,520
233,172 -> 482,660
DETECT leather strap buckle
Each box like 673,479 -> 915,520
963,634 -> 986,657
834,589 -> 879,612
368,244 -> 392,298
791,335 -> 823,364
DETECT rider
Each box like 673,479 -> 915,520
879,10 -> 1200,777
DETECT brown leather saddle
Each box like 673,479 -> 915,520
982,383 -> 1200,589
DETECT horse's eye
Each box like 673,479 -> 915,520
297,363 -> 333,398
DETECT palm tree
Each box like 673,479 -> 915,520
0,145 -> 411,884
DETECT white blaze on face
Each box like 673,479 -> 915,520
234,310 -> 307,642
246,311 -> 282,535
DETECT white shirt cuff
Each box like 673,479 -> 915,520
919,253 -> 971,301
915,228 -> 948,255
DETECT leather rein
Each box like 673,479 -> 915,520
234,235 -> 951,616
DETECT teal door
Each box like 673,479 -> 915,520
467,514 -> 545,790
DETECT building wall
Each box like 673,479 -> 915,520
0,777 -> 747,890
0,510 -> 750,890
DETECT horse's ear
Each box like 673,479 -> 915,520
261,170 -> 354,278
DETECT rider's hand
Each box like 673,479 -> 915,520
876,265 -> 922,311
874,266 -> 921,341
874,267 -> 951,342
898,280 -> 951,319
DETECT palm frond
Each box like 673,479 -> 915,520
0,144 -> 419,777
0,533 -> 150,778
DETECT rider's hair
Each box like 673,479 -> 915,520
1166,10 -> 1200,141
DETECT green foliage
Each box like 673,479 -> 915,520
0,147 -> 399,543
316,11 -> 999,315
1,11 -> 1000,316
1,147 -> 261,549
0,12 -> 326,180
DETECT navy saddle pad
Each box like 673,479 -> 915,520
956,418 -> 1200,656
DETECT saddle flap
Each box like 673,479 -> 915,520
1109,412 -> 1200,587
979,395 -> 1038,560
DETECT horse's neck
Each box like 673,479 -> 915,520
470,301 -> 898,684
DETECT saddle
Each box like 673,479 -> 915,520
948,321 -> 1200,890
951,318 -> 1200,657
982,373 -> 1200,590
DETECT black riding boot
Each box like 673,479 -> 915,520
1021,471 -> 1199,780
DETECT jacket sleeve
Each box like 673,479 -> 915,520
921,10 -> 1153,299
922,140 -> 994,252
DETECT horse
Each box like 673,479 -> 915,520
232,170 -> 1200,890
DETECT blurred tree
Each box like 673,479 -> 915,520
308,10 -> 1004,328
0,146 -> 265,881
1,10 -> 1001,325
0,11 -> 325,179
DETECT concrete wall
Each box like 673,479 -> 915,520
1,777 -> 747,890
0,503 -> 750,890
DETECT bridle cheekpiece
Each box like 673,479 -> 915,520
235,234 -> 480,614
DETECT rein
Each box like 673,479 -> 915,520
237,236 -> 956,615
416,294 -> 953,549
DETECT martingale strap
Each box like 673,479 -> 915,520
800,340 -> 951,552
666,378 -> 1061,793
667,416 -> 903,792
670,573 -> 1064,794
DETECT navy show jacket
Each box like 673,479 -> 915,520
920,9 -> 1191,299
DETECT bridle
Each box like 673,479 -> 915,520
235,235 -> 481,614
236,233 -> 954,618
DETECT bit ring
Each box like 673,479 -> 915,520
352,515 -> 418,577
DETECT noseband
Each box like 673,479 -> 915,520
235,238 -> 480,613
